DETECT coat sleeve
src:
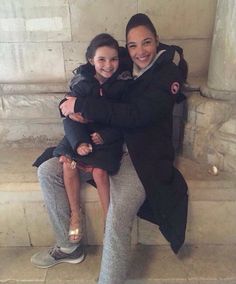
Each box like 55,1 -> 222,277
53,136 -> 76,160
63,117 -> 91,152
97,127 -> 123,144
75,64 -> 182,129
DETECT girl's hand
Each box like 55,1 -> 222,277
91,132 -> 104,145
69,113 -> 89,123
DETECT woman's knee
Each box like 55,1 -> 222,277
37,157 -> 62,181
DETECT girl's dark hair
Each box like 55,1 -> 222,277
125,13 -> 157,38
85,33 -> 119,62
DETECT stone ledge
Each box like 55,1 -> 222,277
1,147 -> 235,201
0,82 -> 68,94
0,245 -> 236,284
1,147 -> 236,247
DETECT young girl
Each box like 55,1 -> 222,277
53,33 -> 131,243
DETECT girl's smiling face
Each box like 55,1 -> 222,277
89,46 -> 119,83
127,25 -> 158,70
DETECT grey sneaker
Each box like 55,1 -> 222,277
31,245 -> 85,268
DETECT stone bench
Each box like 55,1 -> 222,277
1,82 -> 236,247
1,146 -> 236,248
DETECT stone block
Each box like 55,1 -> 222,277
183,93 -> 235,169
0,202 -> 30,246
69,0 -> 137,41
1,83 -> 67,95
0,93 -> 65,144
0,0 -> 71,42
138,174 -> 236,245
0,119 -> 63,145
84,201 -> 105,245
164,39 -> 212,77
138,0 -> 217,39
214,132 -> 236,155
186,200 -> 236,244
83,201 -> 138,245
25,202 -> 55,246
0,94 -> 63,119
63,42 -> 89,81
0,247 -> 47,283
219,116 -> 236,136
0,43 -> 65,83
195,99 -> 231,127
138,218 -> 168,245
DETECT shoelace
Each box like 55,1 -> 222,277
48,246 -> 62,257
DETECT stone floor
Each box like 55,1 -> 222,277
1,244 -> 236,283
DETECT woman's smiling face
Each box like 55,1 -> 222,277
126,25 -> 158,70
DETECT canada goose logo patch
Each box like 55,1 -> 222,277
171,82 -> 180,94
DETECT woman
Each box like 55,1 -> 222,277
60,13 -> 188,284
31,13 -> 188,284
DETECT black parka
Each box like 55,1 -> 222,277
53,63 -> 131,174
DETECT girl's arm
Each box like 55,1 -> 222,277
60,64 -> 183,128
63,118 -> 91,152
75,64 -> 182,128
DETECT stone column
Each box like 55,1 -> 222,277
201,0 -> 236,100
186,0 -> 236,173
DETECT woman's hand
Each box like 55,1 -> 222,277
60,96 -> 76,116
69,113 -> 89,124
91,132 -> 104,145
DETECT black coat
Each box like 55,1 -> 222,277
53,63 -> 132,174
75,46 -> 188,253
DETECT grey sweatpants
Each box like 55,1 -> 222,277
98,153 -> 146,284
38,154 -> 146,283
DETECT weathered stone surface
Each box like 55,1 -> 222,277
0,43 -> 66,83
25,203 -> 55,246
0,94 -> 63,119
164,39 -> 212,77
138,200 -> 236,245
208,0 -> 236,92
84,201 -> 105,245
1,245 -> 236,283
69,0 -> 137,41
183,92 -> 235,172
138,0 -> 217,39
0,1 -> 217,82
0,93 -> 64,145
1,147 -> 236,246
63,42 -> 90,81
1,83 -> 67,94
0,0 -> 71,42
0,203 -> 30,246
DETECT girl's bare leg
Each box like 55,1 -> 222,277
92,168 -> 110,219
59,156 -> 83,243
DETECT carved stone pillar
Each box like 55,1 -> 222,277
201,0 -> 236,100
184,0 -> 236,173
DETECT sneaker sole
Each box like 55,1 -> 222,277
32,253 -> 85,269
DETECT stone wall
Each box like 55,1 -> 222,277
183,90 -> 236,173
0,0 -> 217,84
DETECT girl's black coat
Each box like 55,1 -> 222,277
53,63 -> 129,174
75,46 -> 188,253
